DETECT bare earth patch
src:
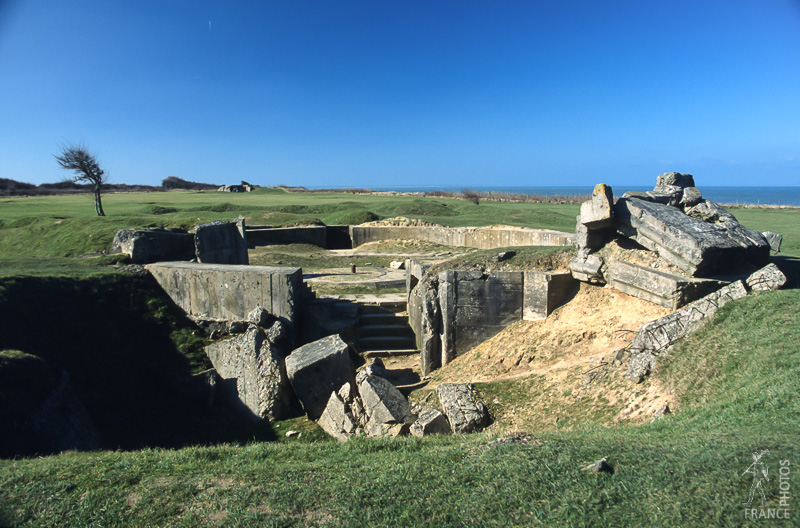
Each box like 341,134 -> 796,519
416,282 -> 675,431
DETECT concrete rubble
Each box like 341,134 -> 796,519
205,323 -> 292,421
436,383 -> 490,433
626,263 -> 787,381
570,173 -> 774,310
285,334 -> 357,420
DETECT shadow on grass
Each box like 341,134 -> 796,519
772,255 -> 800,288
0,274 -> 277,457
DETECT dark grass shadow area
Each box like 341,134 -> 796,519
0,274 -> 277,456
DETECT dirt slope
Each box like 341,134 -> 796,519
414,282 -> 676,432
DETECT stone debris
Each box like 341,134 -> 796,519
285,334 -> 357,420
762,231 -> 783,253
570,173 -> 771,312
409,408 -> 451,437
746,263 -> 787,292
194,218 -> 249,265
389,260 -> 406,270
626,280 -> 748,382
581,457 -> 614,475
246,306 -> 274,328
285,430 -> 300,438
579,183 -> 614,229
365,358 -> 388,378
437,383 -> 490,434
205,326 -> 291,421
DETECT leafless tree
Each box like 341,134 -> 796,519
54,143 -> 108,216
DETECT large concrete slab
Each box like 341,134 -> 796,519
604,259 -> 724,310
146,263 -> 303,343
614,197 -> 769,276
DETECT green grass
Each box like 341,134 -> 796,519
1,290 -> 797,526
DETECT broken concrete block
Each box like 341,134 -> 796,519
679,186 -> 703,208
285,335 -> 356,420
317,391 -> 357,441
246,306 -> 274,328
195,219 -> 249,265
111,229 -> 195,264
683,199 -> 737,224
357,370 -> 414,426
569,254 -> 604,283
205,326 -> 291,421
746,263 -> 787,292
523,271 -> 575,320
604,259 -> 724,310
614,197 -> 769,276
437,383 -> 490,434
410,408 -> 451,437
579,183 -> 614,229
762,232 -> 782,253
575,216 -> 604,257
655,171 -> 695,191
626,280 -> 748,381
419,278 -> 441,376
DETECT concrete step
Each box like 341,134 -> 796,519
358,335 -> 416,350
359,302 -> 407,315
359,324 -> 415,338
363,348 -> 420,358
359,312 -> 408,325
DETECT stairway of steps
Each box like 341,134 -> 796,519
356,300 -> 419,358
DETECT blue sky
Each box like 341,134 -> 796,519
1,1 -> 798,189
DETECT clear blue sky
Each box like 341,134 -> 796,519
1,0 -> 798,189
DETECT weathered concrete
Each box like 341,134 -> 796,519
436,383 -> 490,433
614,197 -> 769,276
350,225 -> 574,249
626,280 -> 748,381
285,335 -> 356,420
604,260 -> 724,310
409,408 -> 451,437
195,219 -> 249,265
522,271 -> 575,321
569,254 -> 604,283
762,232 -> 783,253
746,263 -> 787,292
112,229 -> 195,264
145,263 -> 303,343
356,370 -> 414,426
317,390 -> 357,441
205,326 -> 291,421
579,183 -> 614,229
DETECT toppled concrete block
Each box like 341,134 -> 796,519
614,197 -> 769,276
604,259 -> 724,310
205,326 -> 291,420
575,216 -> 605,258
762,232 -> 782,253
579,183 -> 614,229
112,229 -> 194,264
746,263 -> 787,292
195,218 -> 249,265
357,370 -> 414,426
285,335 -> 356,420
679,186 -> 703,207
437,383 -> 490,434
410,408 -> 451,437
318,391 -> 357,441
523,271 -> 575,321
627,280 -> 748,381
569,254 -> 604,283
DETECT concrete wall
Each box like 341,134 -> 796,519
146,262 -> 304,345
408,261 -> 576,374
246,226 -> 328,248
351,225 -> 574,249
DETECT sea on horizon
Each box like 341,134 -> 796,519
312,185 -> 800,206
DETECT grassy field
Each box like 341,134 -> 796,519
0,189 -> 798,526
